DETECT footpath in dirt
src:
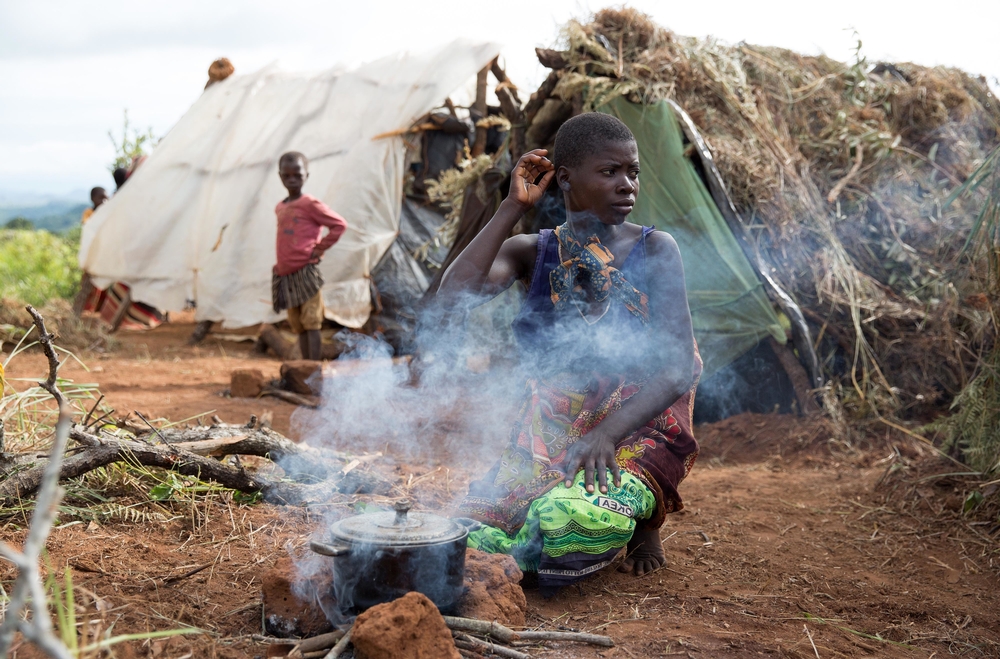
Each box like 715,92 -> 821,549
3,321 -> 999,658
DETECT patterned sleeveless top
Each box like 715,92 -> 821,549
510,226 -> 657,381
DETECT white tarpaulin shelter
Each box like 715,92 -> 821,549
80,40 -> 499,328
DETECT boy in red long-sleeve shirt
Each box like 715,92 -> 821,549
272,151 -> 348,360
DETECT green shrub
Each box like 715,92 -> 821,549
4,217 -> 34,230
0,229 -> 81,306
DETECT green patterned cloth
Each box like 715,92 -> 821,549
467,469 -> 656,575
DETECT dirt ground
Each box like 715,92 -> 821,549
3,320 -> 1000,658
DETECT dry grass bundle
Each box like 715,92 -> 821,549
0,298 -> 116,352
925,146 -> 1000,475
424,153 -> 495,249
519,8 -> 1000,421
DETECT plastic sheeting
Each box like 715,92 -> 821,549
371,198 -> 448,312
601,98 -> 786,378
80,41 -> 499,328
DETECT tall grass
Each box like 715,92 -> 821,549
932,145 -> 1000,475
0,228 -> 81,306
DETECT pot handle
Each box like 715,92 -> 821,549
453,517 -> 482,532
309,540 -> 352,557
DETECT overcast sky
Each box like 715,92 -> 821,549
2,0 -> 998,200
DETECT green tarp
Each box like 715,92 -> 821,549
600,98 -> 785,378
469,99 -> 785,379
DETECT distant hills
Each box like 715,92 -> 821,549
0,195 -> 89,233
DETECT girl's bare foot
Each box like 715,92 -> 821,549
618,526 -> 666,576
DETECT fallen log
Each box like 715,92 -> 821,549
0,436 -> 260,505
179,435 -> 327,480
170,431 -> 330,472
0,452 -> 48,481
0,426 -> 390,508
152,420 -> 282,442
259,323 -> 301,360
81,420 -> 338,480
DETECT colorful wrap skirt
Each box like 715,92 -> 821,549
81,281 -> 163,331
459,361 -> 700,591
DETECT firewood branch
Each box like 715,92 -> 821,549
0,308 -> 73,658
442,616 -> 613,648
0,426 -> 390,509
25,305 -> 63,408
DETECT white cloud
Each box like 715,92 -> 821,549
2,0 -> 997,196
0,139 -> 113,174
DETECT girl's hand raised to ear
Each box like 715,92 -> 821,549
508,149 -> 555,211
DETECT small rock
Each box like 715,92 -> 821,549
230,369 -> 265,398
261,555 -> 334,638
459,548 -> 527,627
280,360 -> 323,395
352,592 -> 460,659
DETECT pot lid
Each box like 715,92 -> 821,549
328,500 -> 469,547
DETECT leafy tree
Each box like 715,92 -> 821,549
108,109 -> 156,173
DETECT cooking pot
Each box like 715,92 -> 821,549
310,500 -> 479,613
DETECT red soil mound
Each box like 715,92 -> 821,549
352,592 -> 460,659
458,548 -> 526,626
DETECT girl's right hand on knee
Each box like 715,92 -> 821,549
562,433 -> 622,495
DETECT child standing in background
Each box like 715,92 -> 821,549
272,151 -> 348,360
74,187 -> 111,316
80,186 -> 109,224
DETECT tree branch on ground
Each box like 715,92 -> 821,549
0,424 -> 390,509
0,306 -> 73,658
